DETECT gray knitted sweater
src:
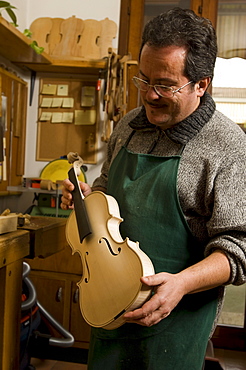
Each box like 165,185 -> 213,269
93,93 -> 246,286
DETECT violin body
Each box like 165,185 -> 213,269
66,191 -> 155,330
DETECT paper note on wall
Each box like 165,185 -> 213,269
62,97 -> 74,108
81,86 -> 96,107
51,112 -> 63,123
51,98 -> 63,107
57,84 -> 69,96
40,112 -> 52,121
75,110 -> 96,125
62,112 -> 74,123
42,84 -> 57,95
41,97 -> 52,107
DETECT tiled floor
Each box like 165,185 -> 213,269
30,349 -> 246,370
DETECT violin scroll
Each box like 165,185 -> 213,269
67,152 -> 84,177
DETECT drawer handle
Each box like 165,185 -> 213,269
56,287 -> 63,302
73,288 -> 79,303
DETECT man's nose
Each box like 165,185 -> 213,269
145,84 -> 160,99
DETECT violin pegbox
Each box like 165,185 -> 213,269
67,152 -> 84,177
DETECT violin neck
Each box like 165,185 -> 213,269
68,167 -> 92,243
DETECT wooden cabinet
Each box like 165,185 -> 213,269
29,272 -> 67,326
26,244 -> 91,349
0,17 -> 29,192
0,67 -> 27,191
70,281 -> 91,346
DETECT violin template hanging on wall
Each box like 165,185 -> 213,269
65,152 -> 155,330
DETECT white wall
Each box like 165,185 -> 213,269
4,0 -> 121,185
3,0 -> 28,30
25,0 -> 120,30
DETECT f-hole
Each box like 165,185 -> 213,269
99,237 -> 121,256
84,251 -> 90,283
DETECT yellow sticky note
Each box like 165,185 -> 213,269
81,86 -> 96,107
41,97 -> 52,107
51,112 -> 63,123
62,112 -> 74,123
57,84 -> 69,96
40,112 -> 52,121
62,97 -> 74,108
42,84 -> 57,95
75,110 -> 96,125
51,98 -> 63,107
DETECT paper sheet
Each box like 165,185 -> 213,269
62,97 -> 74,108
51,112 -> 63,123
75,110 -> 96,125
57,84 -> 69,96
41,97 -> 52,108
40,112 -> 52,121
42,84 -> 57,95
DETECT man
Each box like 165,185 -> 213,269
61,8 -> 246,369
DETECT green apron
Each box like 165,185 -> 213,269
88,137 -> 218,370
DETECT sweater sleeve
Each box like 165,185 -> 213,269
204,149 -> 246,285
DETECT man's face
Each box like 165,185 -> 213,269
138,44 -> 203,130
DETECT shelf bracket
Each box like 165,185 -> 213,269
29,69 -> 36,106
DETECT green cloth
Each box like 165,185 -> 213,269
88,145 -> 218,370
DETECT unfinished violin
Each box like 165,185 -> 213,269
65,152 -> 155,330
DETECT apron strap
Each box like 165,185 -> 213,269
124,129 -> 136,147
124,128 -> 162,154
124,129 -> 185,155
177,145 -> 185,155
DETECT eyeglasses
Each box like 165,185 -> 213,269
132,76 -> 193,98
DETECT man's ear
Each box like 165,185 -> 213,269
196,77 -> 211,96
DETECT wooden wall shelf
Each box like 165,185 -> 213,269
0,16 -> 107,74
16,58 -> 108,75
0,16 -> 51,65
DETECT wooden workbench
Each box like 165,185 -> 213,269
19,216 -> 67,259
0,229 -> 30,370
0,216 -> 68,369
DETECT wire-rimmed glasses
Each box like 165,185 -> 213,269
132,76 -> 193,98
